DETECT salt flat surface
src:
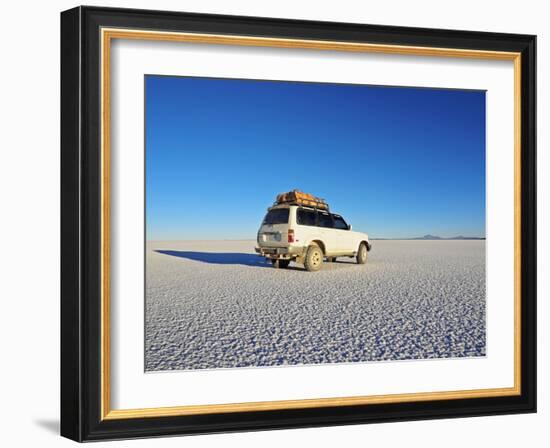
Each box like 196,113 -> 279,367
145,240 -> 486,371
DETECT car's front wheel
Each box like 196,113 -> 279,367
272,259 -> 290,269
356,242 -> 368,264
304,244 -> 323,272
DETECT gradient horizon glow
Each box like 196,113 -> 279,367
146,75 -> 486,240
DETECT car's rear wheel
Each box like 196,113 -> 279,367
272,259 -> 290,269
356,242 -> 368,264
304,244 -> 323,272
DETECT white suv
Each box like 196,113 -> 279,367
255,204 -> 371,271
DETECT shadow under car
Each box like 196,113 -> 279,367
154,250 -> 273,268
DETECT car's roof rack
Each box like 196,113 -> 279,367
274,190 -> 330,211
271,201 -> 331,212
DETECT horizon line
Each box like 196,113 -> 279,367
146,236 -> 486,242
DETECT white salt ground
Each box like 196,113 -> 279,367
145,240 -> 486,371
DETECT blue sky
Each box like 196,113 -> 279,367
145,75 -> 485,240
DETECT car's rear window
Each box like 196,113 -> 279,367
263,208 -> 290,225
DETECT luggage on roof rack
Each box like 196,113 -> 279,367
275,189 -> 329,211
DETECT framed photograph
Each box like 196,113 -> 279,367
60,6 -> 536,442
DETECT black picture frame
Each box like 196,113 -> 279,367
61,5 -> 536,442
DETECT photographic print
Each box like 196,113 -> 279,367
144,75 -> 486,372
61,8 -> 536,440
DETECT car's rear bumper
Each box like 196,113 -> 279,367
255,245 -> 306,259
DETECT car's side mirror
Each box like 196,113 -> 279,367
348,224 -> 352,231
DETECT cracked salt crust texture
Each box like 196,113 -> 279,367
145,240 -> 486,371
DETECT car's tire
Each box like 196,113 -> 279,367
272,259 -> 290,269
304,244 -> 323,272
356,242 -> 368,264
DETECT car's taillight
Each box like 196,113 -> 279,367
288,229 -> 295,243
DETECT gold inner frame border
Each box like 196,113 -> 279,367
99,27 -> 522,421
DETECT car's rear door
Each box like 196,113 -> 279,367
295,207 -> 319,246
316,211 -> 336,254
258,208 -> 290,247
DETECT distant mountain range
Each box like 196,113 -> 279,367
413,234 -> 485,240
372,234 -> 485,241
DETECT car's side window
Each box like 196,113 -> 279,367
297,208 -> 317,226
317,212 -> 334,228
333,215 -> 349,230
